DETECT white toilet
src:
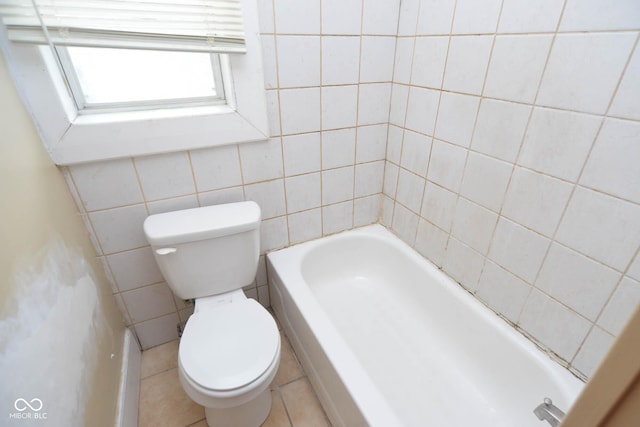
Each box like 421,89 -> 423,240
143,201 -> 280,427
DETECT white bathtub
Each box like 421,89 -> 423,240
267,225 -> 584,427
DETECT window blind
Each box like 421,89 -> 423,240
0,0 -> 246,53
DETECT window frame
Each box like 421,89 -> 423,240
0,0 -> 268,165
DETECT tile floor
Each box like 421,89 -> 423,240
138,320 -> 332,427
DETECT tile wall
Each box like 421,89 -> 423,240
382,0 -> 640,379
62,0 -> 399,350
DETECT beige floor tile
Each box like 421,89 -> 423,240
280,378 -> 330,427
141,339 -> 179,379
276,333 -> 304,386
262,390 -> 292,427
139,368 -> 204,427
186,420 -> 207,427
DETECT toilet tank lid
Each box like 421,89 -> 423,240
143,201 -> 261,246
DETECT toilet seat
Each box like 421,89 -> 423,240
179,299 -> 279,393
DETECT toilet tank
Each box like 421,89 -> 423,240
143,202 -> 261,300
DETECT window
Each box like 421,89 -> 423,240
0,0 -> 268,165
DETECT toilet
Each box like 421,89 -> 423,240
143,201 -> 280,427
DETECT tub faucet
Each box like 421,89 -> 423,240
534,398 -> 565,427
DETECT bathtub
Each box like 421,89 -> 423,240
267,225 -> 584,427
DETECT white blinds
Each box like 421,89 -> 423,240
0,0 -> 246,53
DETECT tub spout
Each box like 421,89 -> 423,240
534,398 -> 565,427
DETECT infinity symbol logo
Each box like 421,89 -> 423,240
14,398 -> 43,412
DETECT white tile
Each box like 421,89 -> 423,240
451,198 -> 498,255
265,90 -> 281,137
323,85 -> 358,130
69,158 -> 142,211
560,0 -> 640,31
198,187 -> 244,207
114,293 -> 132,325
147,195 -> 199,215
386,125 -> 404,164
442,36 -> 493,95
273,0 -> 320,34
389,84 -> 409,126
420,182 -> 457,232
416,0 -> 456,35
288,208 -> 322,244
360,36 -> 396,83
393,37 -> 414,85
244,180 -> 286,219
477,261 -> 532,323
132,153 -> 193,203
322,166 -> 354,205
322,128 -> 356,169
391,202 -> 420,245
280,88 -> 321,134
556,187 -> 640,271
89,204 -> 148,254
519,107 -> 602,182
239,138 -> 284,184
395,169 -> 426,214
276,36 -> 320,88
502,167 -> 572,237
460,152 -> 512,212
285,173 -> 321,213
400,130 -> 431,177
122,283 -> 177,323
471,99 -> 531,163
107,247 -> 164,292
354,195 -> 381,227
322,0 -> 362,35
518,290 -> 592,361
61,167 -> 84,213
598,277 -> 640,335
572,327 -> 615,378
321,36 -> 360,85
498,0 -> 564,33
381,195 -> 394,227
362,0 -> 400,35
537,244 -> 621,321
434,92 -> 479,148
358,83 -> 392,125
581,118 -> 640,204
356,124 -> 388,163
397,0 -> 420,36
261,36 -> 277,89
442,238 -> 485,292
190,145 -> 242,192
426,140 -> 467,192
134,313 -> 180,350
355,161 -> 384,198
489,217 -> 550,283
383,161 -> 399,197
323,201 -> 354,235
415,219 -> 449,267
404,86 -> 439,135
260,217 -> 289,253
484,35 -> 553,104
610,45 -> 640,120
82,214 -> 102,256
451,0 -> 502,34
537,33 -> 636,115
628,253 -> 640,282
282,133 -> 321,176
411,36 -> 448,89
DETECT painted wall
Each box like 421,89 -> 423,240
383,0 -> 640,379
0,54 -> 125,426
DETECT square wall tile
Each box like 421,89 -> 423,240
451,0 -> 502,34
122,283 -> 177,323
397,0 -> 420,36
322,128 -> 356,169
190,145 -> 242,192
460,152 -> 512,212
135,313 -> 180,350
628,254 -> 640,282
89,204 -> 149,254
260,217 -> 289,253
261,36 -> 277,89
356,124 -> 388,163
421,182 -> 457,232
536,243 -> 621,321
280,88 -> 321,134
411,36 -> 449,89
556,187 -> 640,271
285,173 -> 321,213
434,92 -> 479,148
395,169 -> 426,214
323,201 -> 354,235
572,327 -> 614,378
274,0 -> 320,34
442,36 -> 493,95
256,0 -> 275,33
358,83 -> 392,125
362,0 -> 400,35
426,140 -> 467,192
451,197 -> 498,255
559,0 -> 640,32
69,158 -> 142,211
598,277 -> 640,335
391,202 -> 420,245
386,125 -> 404,164
360,36 -> 396,83
405,87 -> 439,136
518,290 -> 592,361
416,0 -> 456,35
276,36 -> 320,88
519,107 -> 602,182
322,85 -> 358,130
393,38 -> 415,85
355,161 -> 384,198
442,237 -> 485,292
321,36 -> 361,85
415,219 -> 448,267
266,90 -> 282,136
400,130 -> 431,177
288,208 -> 322,244
107,247 -> 164,292
198,187 -> 244,207
477,261 -> 531,323
282,133 -> 321,176
244,180 -> 286,219
389,84 -> 409,127
147,195 -> 199,215
354,195 -> 382,227
322,167 -> 355,205
239,138 -> 284,184
498,0 -> 564,33
383,161 -> 399,197
322,0 -> 362,35
537,33 -> 636,114
134,152 -> 195,201
609,45 -> 640,120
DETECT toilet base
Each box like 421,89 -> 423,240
204,387 -> 272,427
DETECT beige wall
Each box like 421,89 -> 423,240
0,52 -> 125,426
